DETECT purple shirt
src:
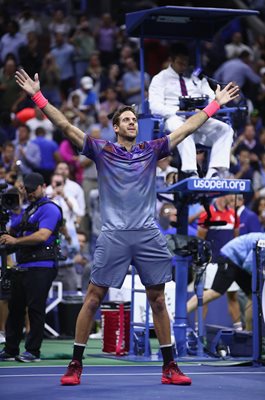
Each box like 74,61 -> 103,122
12,197 -> 62,268
82,136 -> 170,231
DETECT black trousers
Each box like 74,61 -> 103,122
5,268 -> 57,357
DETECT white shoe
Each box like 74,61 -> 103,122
0,331 -> 6,344
205,168 -> 229,179
89,330 -> 103,339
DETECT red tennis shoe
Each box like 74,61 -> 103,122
161,361 -> 192,385
60,360 -> 83,385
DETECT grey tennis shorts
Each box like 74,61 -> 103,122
91,228 -> 173,288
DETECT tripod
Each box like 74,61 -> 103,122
192,262 -> 208,357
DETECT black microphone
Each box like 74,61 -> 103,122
192,67 -> 228,92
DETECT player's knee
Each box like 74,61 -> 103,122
83,296 -> 100,314
149,294 -> 166,314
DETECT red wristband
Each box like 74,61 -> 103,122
31,91 -> 48,109
203,100 -> 220,118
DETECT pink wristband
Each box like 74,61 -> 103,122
31,91 -> 48,109
203,100 -> 220,118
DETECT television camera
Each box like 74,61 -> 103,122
0,183 -> 20,292
166,234 -> 212,267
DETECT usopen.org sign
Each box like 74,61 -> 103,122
188,179 -> 251,193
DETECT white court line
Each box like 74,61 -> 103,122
0,363 -> 249,369
0,371 -> 264,378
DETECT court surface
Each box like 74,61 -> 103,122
1,364 -> 265,400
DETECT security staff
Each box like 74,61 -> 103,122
0,172 -> 62,362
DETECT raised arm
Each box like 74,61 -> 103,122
168,82 -> 239,150
15,69 -> 85,150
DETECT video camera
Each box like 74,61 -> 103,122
0,183 -> 20,293
179,95 -> 209,111
166,234 -> 212,267
0,183 -> 20,223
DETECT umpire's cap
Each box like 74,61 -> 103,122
23,172 -> 44,193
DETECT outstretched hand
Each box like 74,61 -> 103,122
15,69 -> 40,97
215,82 -> 240,106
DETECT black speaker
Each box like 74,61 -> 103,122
58,296 -> 83,337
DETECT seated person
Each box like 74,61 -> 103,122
149,43 -> 234,179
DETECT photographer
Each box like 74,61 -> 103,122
0,172 -> 62,362
48,172 -> 80,234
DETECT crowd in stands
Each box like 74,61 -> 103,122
0,1 -> 265,337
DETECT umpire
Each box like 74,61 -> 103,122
0,173 -> 62,362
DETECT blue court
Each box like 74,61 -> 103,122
1,364 -> 264,400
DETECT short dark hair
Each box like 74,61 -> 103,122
2,141 -> 14,150
170,42 -> 189,60
112,105 -> 138,126
239,50 -> 251,59
19,123 -> 30,133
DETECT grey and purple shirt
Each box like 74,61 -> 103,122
82,135 -> 170,231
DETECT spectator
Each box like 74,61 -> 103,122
214,50 -> 261,103
70,18 -> 96,86
99,64 -> 122,102
26,106 -> 55,140
13,124 -> 41,175
68,75 -> 99,122
0,20 -> 27,64
230,148 -> 255,180
46,161 -> 86,227
0,141 -> 16,173
0,112 -> 16,142
19,32 -> 43,80
0,55 -> 24,114
117,44 -> 134,75
233,123 -> 262,168
85,52 -> 104,96
48,9 -> 72,48
253,152 -> 265,196
156,156 -> 178,182
32,126 -> 61,184
39,53 -> 62,107
61,95 -> 90,132
18,7 -> 42,37
249,109 -> 263,136
47,172 -> 80,236
50,32 -> 75,100
157,202 -> 178,236
229,194 -> 262,235
91,111 -> 116,142
100,87 -> 122,115
58,138 -> 83,184
95,13 -> 118,66
122,56 -> 150,106
225,31 -> 253,60
252,196 -> 265,231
